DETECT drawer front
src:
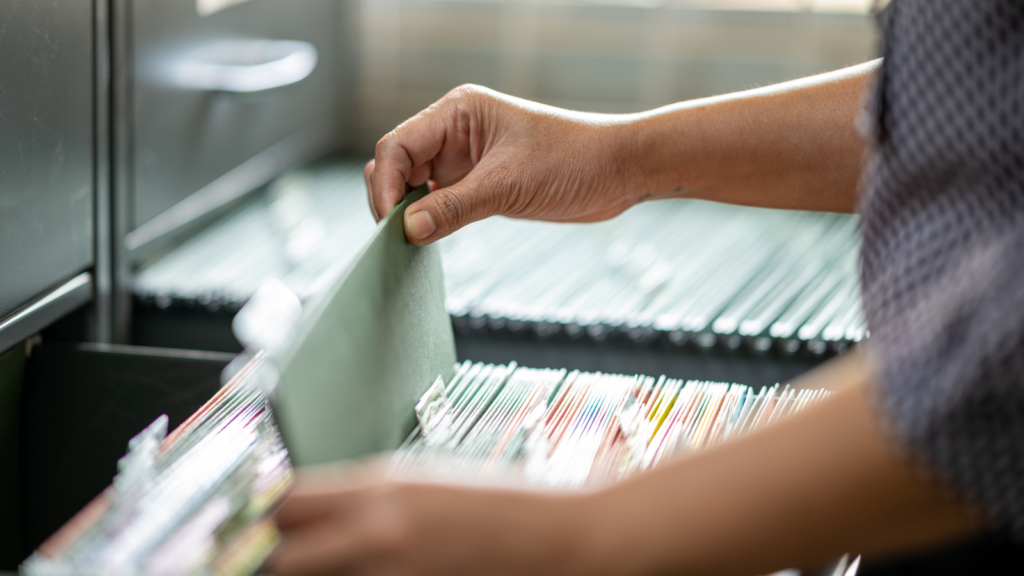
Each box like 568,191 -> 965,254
0,0 -> 94,319
130,0 -> 342,234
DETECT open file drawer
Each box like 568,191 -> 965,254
13,190 -> 1009,576
0,343 -> 233,570
2,188 -> 454,571
11,189 -> 834,575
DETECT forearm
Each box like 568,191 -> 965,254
582,355 -> 979,576
614,60 -> 879,213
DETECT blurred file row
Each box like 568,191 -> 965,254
136,159 -> 863,357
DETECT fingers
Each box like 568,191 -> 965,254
364,160 -> 378,221
370,104 -> 452,220
408,161 -> 433,190
370,85 -> 489,224
402,168 -> 505,246
276,460 -> 390,529
275,491 -> 341,530
270,463 -> 390,576
267,523 -> 359,576
368,158 -> 432,223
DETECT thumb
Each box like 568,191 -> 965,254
402,173 -> 504,246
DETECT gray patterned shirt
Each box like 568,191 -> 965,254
861,0 -> 1024,537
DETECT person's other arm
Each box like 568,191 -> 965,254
367,60 -> 878,246
585,355 -> 979,576
267,353 -> 979,576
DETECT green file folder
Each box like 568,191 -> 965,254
273,186 -> 457,467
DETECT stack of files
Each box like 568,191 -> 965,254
396,361 -> 831,489
22,356 -> 831,576
442,203 -> 863,356
134,160 -> 863,356
134,164 -> 377,311
21,355 -> 291,576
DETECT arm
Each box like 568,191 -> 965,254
268,354 -> 979,576
368,61 -> 878,246
620,60 -> 876,214
585,354 -> 979,576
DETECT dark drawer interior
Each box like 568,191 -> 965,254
1,343 -> 232,568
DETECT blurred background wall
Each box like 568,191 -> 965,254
347,0 -> 879,153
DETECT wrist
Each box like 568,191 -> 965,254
594,117 -> 651,207
600,110 -> 704,207
559,488 -> 635,576
504,490 -> 620,576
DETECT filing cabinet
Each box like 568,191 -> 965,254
120,0 -> 345,255
0,0 -> 95,319
111,0 -> 350,341
0,0 -> 351,569
0,5 -> 97,562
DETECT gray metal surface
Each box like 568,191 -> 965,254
111,0 -> 134,343
0,0 -> 94,319
94,0 -> 114,343
111,0 -> 347,342
0,273 -> 93,355
128,0 -> 343,240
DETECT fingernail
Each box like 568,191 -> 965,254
405,208 -> 436,240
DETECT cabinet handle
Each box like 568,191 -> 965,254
171,39 -> 318,93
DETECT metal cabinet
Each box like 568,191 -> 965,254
0,2 -> 96,566
118,0 -> 343,257
0,0 -> 95,320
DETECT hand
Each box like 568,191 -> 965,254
267,462 -> 600,576
366,63 -> 879,245
365,85 -> 644,246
